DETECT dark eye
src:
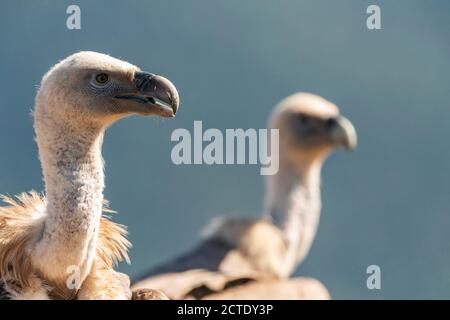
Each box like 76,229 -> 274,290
325,118 -> 337,128
298,114 -> 310,124
94,73 -> 109,85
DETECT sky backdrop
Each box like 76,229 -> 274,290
0,0 -> 449,299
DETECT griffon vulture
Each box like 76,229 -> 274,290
133,93 -> 357,299
0,51 -> 179,300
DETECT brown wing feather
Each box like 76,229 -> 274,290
0,192 -> 45,289
133,217 -> 291,299
133,217 -> 330,300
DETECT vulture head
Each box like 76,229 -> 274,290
35,51 -> 180,128
270,92 -> 357,168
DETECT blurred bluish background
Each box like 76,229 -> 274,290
0,0 -> 449,299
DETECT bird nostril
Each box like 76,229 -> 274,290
134,71 -> 155,91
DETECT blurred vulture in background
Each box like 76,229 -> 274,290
0,52 -> 179,300
133,93 -> 357,299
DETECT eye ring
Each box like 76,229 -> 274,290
94,73 -> 109,85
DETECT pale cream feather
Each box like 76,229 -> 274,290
0,192 -> 130,299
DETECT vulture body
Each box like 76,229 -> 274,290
0,51 -> 179,300
133,93 -> 356,299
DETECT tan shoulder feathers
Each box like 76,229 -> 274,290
0,192 -> 130,299
202,217 -> 289,279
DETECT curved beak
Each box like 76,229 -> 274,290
115,71 -> 180,117
330,116 -> 357,150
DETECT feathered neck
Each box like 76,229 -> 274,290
264,157 -> 323,276
31,109 -> 106,285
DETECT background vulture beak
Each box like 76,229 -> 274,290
330,116 -> 357,150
